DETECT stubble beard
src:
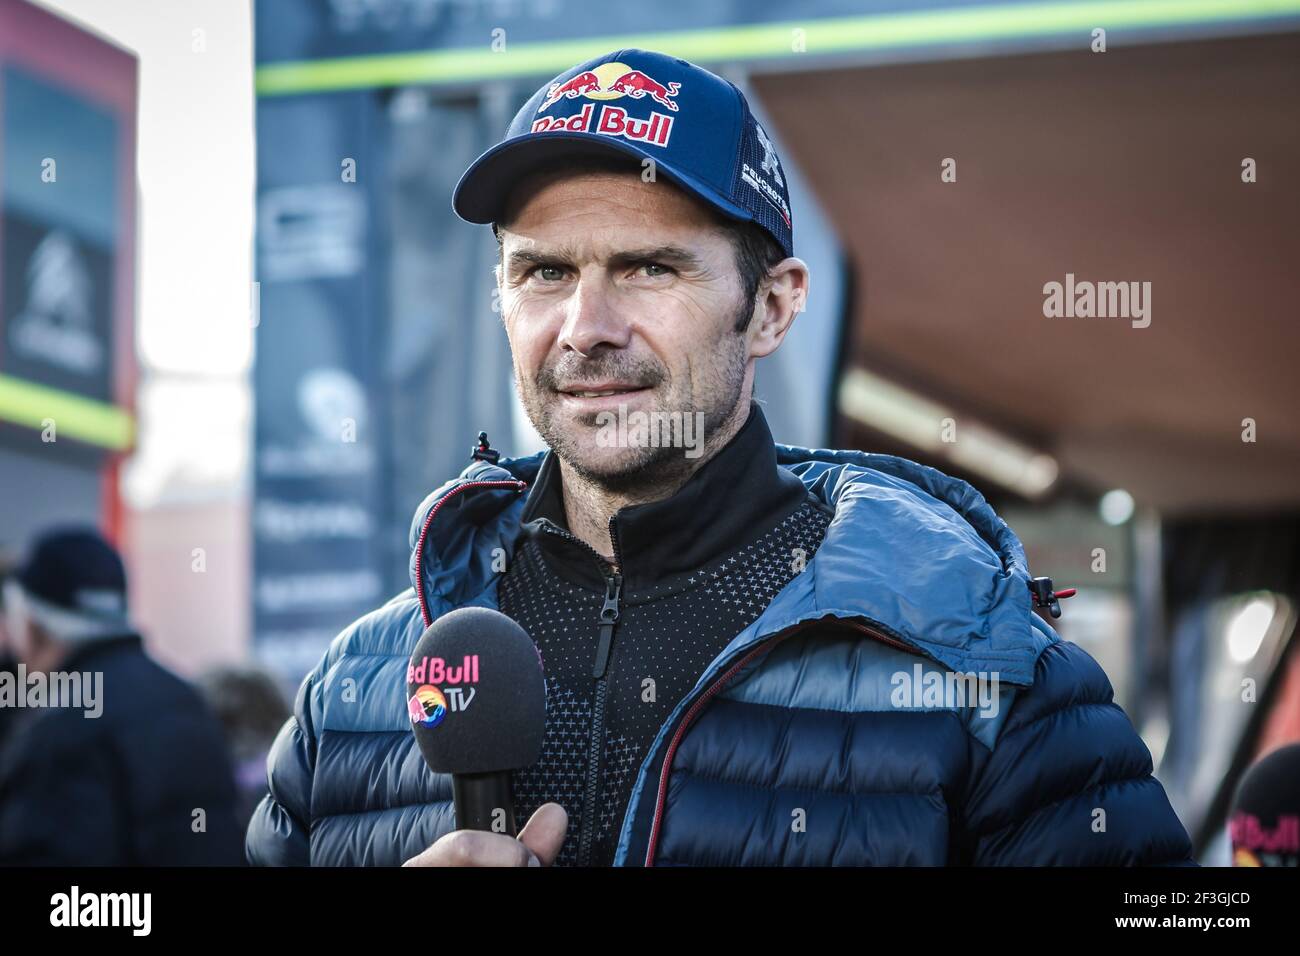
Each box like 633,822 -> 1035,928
521,331 -> 749,498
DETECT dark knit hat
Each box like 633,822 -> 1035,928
14,526 -> 129,622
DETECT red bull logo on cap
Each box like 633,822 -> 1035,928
539,62 -> 681,112
532,61 -> 679,148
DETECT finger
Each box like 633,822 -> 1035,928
518,802 -> 568,867
403,828 -> 533,867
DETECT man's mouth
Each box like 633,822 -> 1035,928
553,383 -> 656,414
556,384 -> 649,399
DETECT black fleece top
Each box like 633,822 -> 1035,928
497,402 -> 833,866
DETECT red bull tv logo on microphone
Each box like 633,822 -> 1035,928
406,655 -> 480,727
408,685 -> 447,728
532,62 -> 680,148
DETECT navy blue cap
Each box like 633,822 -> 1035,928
14,527 -> 128,620
452,48 -> 794,259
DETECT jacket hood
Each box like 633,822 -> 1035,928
408,443 -> 1054,686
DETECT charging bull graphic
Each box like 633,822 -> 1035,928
539,70 -> 603,110
539,62 -> 681,113
605,70 -> 681,111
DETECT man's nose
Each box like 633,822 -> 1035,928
557,274 -> 631,356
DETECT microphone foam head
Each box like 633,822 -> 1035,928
406,606 -> 545,774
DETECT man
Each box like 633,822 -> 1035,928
247,49 -> 1194,866
0,527 -> 244,865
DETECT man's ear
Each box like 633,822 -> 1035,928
748,258 -> 810,360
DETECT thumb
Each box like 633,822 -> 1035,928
518,802 -> 568,867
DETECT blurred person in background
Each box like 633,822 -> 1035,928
0,526 -> 244,865
195,665 -> 289,840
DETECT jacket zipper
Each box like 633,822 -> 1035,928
534,516 -> 624,867
413,479 -> 528,627
641,616 -> 919,866
578,517 -> 624,866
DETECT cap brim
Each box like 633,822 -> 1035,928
452,133 -> 755,228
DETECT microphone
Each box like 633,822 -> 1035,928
406,607 -> 545,835
1230,742 -> 1300,867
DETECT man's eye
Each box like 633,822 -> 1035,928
530,265 -> 565,281
639,263 -> 673,277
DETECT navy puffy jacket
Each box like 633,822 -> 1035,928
246,444 -> 1194,866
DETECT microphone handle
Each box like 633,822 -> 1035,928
451,771 -> 518,835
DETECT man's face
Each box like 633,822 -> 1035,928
496,169 -> 753,488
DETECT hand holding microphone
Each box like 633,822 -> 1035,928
401,607 -> 565,866
403,803 -> 567,867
